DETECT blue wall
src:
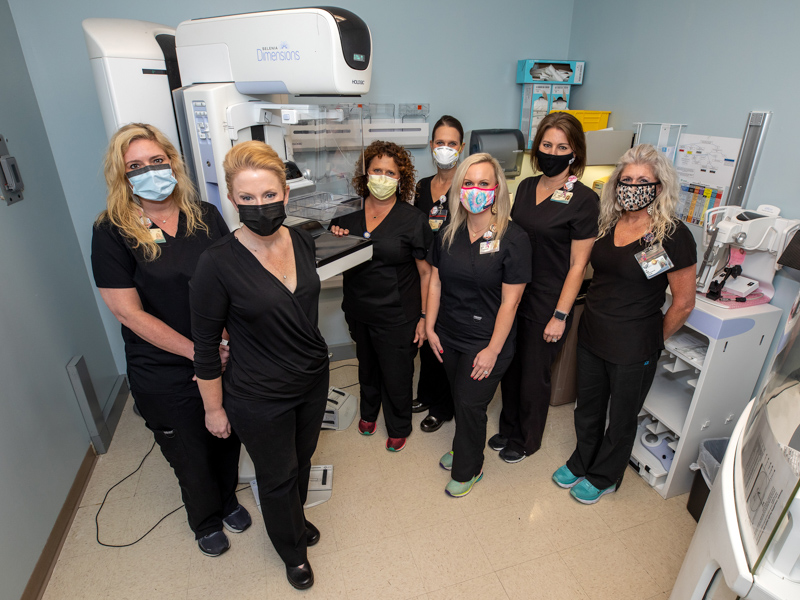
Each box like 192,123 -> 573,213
0,1 -> 121,597
568,0 -> 800,217
7,0 -> 576,371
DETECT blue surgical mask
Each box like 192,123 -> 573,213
127,164 -> 177,202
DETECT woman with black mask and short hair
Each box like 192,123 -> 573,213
191,141 -> 329,590
493,112 -> 600,464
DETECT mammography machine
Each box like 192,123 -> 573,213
83,8 -> 374,274
696,204 -> 800,305
83,8 -> 380,484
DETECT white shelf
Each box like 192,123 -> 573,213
664,328 -> 709,370
643,367 -> 693,435
631,423 -> 668,485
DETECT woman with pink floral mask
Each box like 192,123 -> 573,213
425,153 -> 531,497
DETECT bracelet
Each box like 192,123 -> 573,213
420,313 -> 426,319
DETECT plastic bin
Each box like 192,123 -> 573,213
550,280 -> 590,406
550,110 -> 611,131
686,437 -> 730,522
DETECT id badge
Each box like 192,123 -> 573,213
480,240 -> 500,254
636,242 -> 673,279
150,228 -> 166,244
429,208 -> 447,231
551,190 -> 573,204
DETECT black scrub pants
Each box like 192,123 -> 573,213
347,317 -> 417,438
224,372 -> 328,567
566,344 -> 660,490
441,342 -> 513,482
417,341 -> 454,420
499,315 -> 571,455
132,389 -> 241,540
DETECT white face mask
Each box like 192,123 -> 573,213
432,146 -> 459,170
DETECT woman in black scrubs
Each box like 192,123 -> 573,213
494,112 -> 599,464
553,144 -> 696,504
91,123 -> 246,558
427,153 -> 531,497
329,140 -> 433,452
191,141 -> 329,590
412,115 -> 464,432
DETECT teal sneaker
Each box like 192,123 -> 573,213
439,451 -> 453,471
569,478 -> 616,504
445,472 -> 483,497
552,465 -> 584,489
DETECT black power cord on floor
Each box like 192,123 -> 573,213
95,442 -> 249,548
96,361 -> 357,547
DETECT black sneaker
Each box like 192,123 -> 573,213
499,447 -> 527,464
197,530 -> 230,557
487,433 -> 508,451
412,399 -> 430,413
222,505 -> 252,533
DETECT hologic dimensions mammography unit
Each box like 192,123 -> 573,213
83,8 -> 377,502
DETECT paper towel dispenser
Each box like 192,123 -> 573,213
466,129 -> 525,178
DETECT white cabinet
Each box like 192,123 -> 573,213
629,296 -> 781,499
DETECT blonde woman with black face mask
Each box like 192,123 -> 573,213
191,141 -> 329,590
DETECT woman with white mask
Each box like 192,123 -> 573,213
411,116 -> 465,432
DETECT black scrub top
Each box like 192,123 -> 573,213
511,176 -> 599,323
190,227 -> 329,401
429,222 -> 532,356
579,220 -> 697,365
414,175 -> 451,234
330,201 -> 433,327
91,203 -> 229,395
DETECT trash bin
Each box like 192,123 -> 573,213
550,279 -> 590,406
687,437 -> 730,522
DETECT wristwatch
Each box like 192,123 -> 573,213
553,309 -> 569,322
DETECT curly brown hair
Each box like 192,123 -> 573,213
352,140 -> 416,203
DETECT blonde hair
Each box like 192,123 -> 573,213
598,144 -> 679,244
223,140 -> 286,197
441,153 -> 511,251
96,123 -> 205,261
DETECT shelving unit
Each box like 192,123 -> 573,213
629,295 -> 781,499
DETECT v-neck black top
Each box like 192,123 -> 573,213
330,200 -> 433,327
190,227 -> 329,400
579,220 -> 697,364
429,222 -> 532,356
510,176 -> 599,323
414,175 -> 451,234
91,203 -> 229,395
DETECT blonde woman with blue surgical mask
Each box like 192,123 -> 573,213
329,141 -> 433,453
91,123 -> 246,559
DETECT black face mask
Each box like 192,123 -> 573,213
238,201 -> 286,237
535,150 -> 575,177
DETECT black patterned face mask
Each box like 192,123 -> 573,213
616,181 -> 659,212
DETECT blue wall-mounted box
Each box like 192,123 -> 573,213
516,60 -> 584,85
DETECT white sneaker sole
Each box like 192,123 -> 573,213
570,486 -> 616,504
553,476 -> 585,489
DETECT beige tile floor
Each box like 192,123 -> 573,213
44,360 -> 697,599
